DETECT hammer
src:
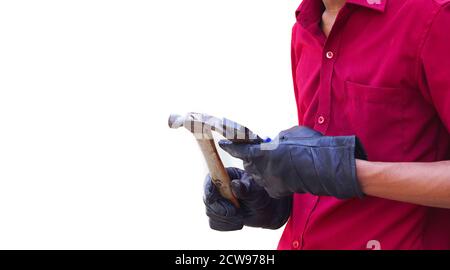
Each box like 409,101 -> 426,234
168,112 -> 264,208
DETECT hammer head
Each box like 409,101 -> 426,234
168,112 -> 263,143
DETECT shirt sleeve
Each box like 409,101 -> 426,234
419,3 -> 450,132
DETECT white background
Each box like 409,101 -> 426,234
0,1 -> 300,249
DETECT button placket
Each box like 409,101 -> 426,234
314,47 -> 335,133
314,7 -> 352,134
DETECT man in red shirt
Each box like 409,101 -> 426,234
203,0 -> 450,250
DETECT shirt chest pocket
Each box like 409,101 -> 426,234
344,80 -> 407,161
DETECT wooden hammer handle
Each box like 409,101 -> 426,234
196,137 -> 240,208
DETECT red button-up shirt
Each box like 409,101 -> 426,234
278,0 -> 450,250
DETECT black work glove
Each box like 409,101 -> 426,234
204,167 -> 292,231
218,126 -> 367,199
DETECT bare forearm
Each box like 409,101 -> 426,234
357,160 -> 450,208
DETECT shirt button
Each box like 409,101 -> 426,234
292,240 -> 300,249
326,51 -> 334,59
318,116 -> 325,124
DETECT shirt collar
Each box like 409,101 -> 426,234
346,0 -> 387,12
295,0 -> 387,25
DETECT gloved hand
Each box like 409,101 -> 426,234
204,167 -> 291,231
218,126 -> 367,199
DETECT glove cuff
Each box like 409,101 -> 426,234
315,135 -> 366,199
260,196 -> 292,230
349,146 -> 365,199
344,136 -> 366,199
354,136 -> 368,160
